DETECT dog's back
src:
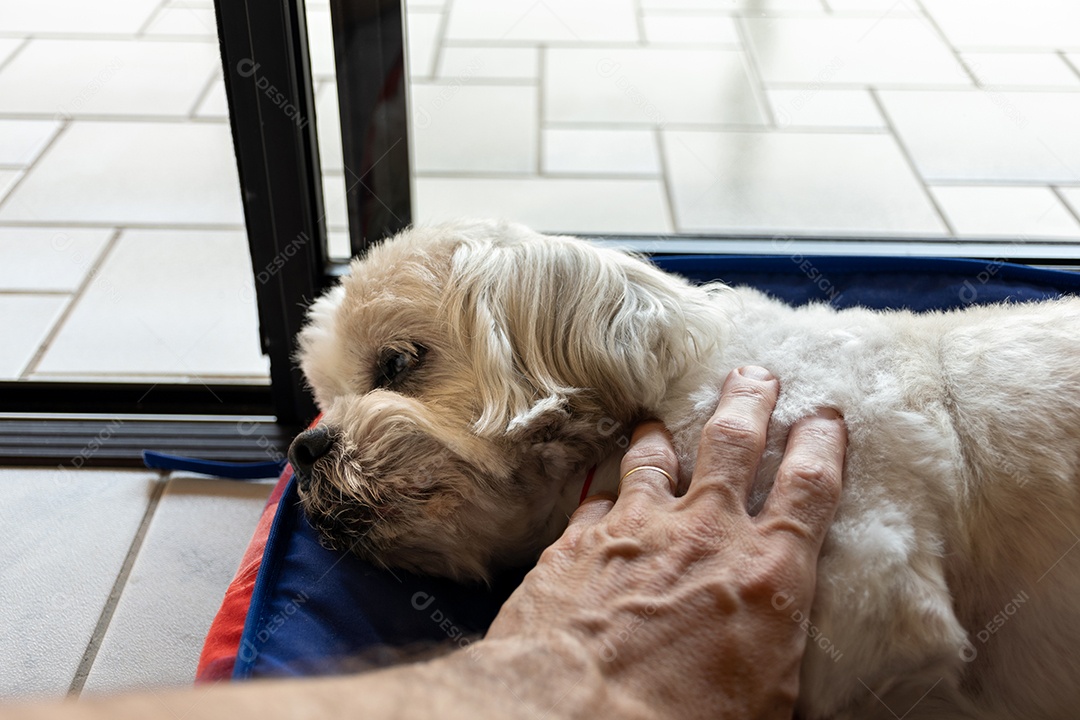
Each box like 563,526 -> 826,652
662,290 -> 1080,719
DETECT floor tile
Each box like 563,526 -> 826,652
322,173 -> 349,232
144,6 -> 218,38
824,0 -> 912,8
744,16 -> 970,86
0,295 -> 68,379
0,39 -> 24,67
930,185 -> 1080,239
0,121 -> 244,226
411,84 -> 537,173
545,48 -> 764,125
640,0 -> 821,9
921,0 -> 1080,51
414,176 -> 672,233
542,128 -> 660,175
81,475 -> 271,696
642,14 -> 739,44
0,0 -> 161,34
438,46 -> 539,80
1067,55 -> 1080,78
306,6 -> 336,79
1059,187 -> 1080,220
0,39 -> 220,118
406,10 -> 443,78
194,78 -> 228,119
328,229 -> 352,259
0,170 -> 20,203
0,120 -> 61,167
767,89 -> 884,128
962,52 -> 1080,88
663,130 -> 946,234
315,83 -> 344,174
445,0 -> 638,42
0,468 -> 158,700
878,90 -> 1080,183
0,226 -> 112,292
33,229 -> 268,380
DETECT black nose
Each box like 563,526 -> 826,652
289,426 -> 335,489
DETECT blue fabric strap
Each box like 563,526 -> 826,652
142,450 -> 286,480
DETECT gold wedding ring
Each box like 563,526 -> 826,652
619,465 -> 676,493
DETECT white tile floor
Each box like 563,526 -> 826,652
2,0 -> 1080,704
0,468 -> 272,701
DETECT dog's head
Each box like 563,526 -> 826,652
290,220 -> 718,580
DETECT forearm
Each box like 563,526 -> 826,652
1,635 -> 628,720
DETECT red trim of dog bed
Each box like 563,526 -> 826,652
195,466 -> 293,683
195,416 -> 320,683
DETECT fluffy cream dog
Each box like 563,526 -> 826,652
290,219 -> 1080,720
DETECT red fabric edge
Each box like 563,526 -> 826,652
194,465 -> 292,683
195,416 -> 321,684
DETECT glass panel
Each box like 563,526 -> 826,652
389,0 -> 1080,253
0,2 -> 269,385
310,0 -> 411,261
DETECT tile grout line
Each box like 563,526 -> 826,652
1050,185 -> 1080,228
187,70 -> 221,119
0,36 -> 32,75
868,86 -> 957,237
1059,51 -> 1080,82
0,119 -> 73,215
0,289 -> 70,296
0,32 -> 219,44
19,228 -> 123,379
427,0 -> 456,79
0,113 -> 233,123
654,127 -> 680,233
0,220 -> 247,230
910,0 -> 979,86
67,473 -> 169,697
633,0 -> 647,45
136,0 -> 172,37
732,15 -> 776,128
536,44 -> 546,175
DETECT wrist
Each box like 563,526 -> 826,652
451,632 -> 649,720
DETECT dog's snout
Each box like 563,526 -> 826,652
289,426 -> 335,488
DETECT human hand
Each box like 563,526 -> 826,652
485,366 -> 846,720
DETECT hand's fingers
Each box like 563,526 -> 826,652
617,422 -> 680,501
757,408 -> 846,553
554,494 -> 616,553
569,493 -> 616,527
684,366 -> 779,514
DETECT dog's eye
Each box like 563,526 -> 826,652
375,345 -> 427,389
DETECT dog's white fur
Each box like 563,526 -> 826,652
296,219 -> 1080,719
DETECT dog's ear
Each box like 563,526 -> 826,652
504,395 -> 594,478
505,394 -> 572,439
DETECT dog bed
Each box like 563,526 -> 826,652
196,254 -> 1080,682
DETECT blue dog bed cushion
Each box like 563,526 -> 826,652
200,255 -> 1080,681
